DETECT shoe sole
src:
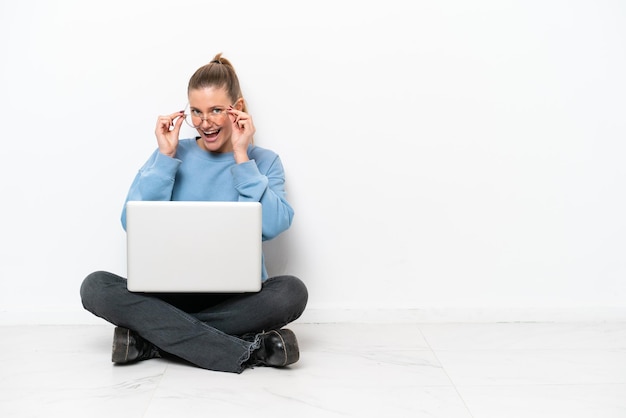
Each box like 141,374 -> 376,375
111,327 -> 131,363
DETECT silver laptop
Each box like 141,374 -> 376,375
125,201 -> 263,293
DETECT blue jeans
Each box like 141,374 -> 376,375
80,271 -> 308,373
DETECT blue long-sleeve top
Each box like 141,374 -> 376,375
120,138 -> 294,281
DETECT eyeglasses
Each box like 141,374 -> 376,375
183,103 -> 234,128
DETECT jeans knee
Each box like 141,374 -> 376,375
271,275 -> 308,318
80,271 -> 119,312
289,276 -> 308,309
80,271 -> 99,311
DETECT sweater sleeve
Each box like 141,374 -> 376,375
120,151 -> 182,230
231,156 -> 294,241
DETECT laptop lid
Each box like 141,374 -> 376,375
125,201 -> 262,293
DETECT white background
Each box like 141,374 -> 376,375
1,0 -> 625,323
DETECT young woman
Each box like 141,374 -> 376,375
80,53 -> 308,373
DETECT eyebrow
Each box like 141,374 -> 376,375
190,105 -> 227,110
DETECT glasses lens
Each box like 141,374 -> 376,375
183,103 -> 199,128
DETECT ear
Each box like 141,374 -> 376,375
232,98 -> 244,111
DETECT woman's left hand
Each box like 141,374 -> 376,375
227,106 -> 255,163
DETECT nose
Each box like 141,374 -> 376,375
199,117 -> 213,128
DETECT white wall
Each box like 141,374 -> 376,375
1,0 -> 625,324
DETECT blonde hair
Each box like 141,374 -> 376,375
187,53 -> 247,112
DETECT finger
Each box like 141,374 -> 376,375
159,111 -> 183,130
237,119 -> 249,129
227,108 -> 249,119
232,113 -> 251,127
157,116 -> 173,132
168,111 -> 184,128
231,114 -> 242,128
171,112 -> 185,133
241,117 -> 254,129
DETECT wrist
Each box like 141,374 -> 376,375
159,149 -> 176,158
234,150 -> 250,164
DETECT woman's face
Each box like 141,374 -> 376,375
188,86 -> 239,153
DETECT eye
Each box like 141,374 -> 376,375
212,108 -> 224,115
191,109 -> 202,117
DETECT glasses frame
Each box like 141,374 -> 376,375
183,102 -> 237,128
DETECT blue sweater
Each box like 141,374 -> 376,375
120,138 -> 294,281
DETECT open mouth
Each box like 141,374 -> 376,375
202,128 -> 220,140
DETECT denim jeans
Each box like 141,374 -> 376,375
80,271 -> 308,373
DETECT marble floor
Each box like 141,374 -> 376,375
1,322 -> 625,418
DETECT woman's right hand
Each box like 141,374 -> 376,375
155,111 -> 185,158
